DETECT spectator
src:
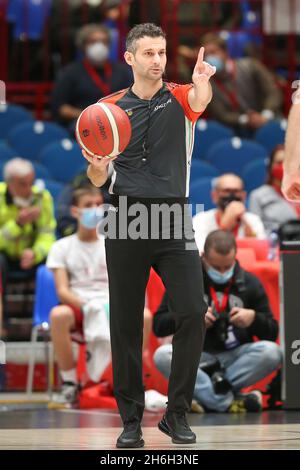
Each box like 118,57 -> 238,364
180,33 -> 282,134
249,145 -> 300,235
56,168 -> 112,239
193,173 -> 266,252
51,23 -> 132,132
47,185 -> 152,406
0,158 -> 56,326
153,230 -> 282,413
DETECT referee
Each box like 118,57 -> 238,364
83,23 -> 216,448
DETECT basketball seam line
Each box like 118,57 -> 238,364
97,102 -> 120,157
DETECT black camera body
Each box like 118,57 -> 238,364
213,310 -> 230,346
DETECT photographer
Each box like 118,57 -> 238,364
193,173 -> 266,252
153,230 -> 282,413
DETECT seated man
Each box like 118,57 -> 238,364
0,158 -> 56,326
51,23 -> 132,132
178,33 -> 282,134
193,173 -> 266,252
47,185 -> 152,406
153,230 -> 282,413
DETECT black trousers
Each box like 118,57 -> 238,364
104,197 -> 207,424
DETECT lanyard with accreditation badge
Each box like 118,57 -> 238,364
209,281 -> 232,314
83,59 -> 112,96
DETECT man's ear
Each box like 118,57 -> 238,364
70,205 -> 79,219
211,190 -> 218,205
124,51 -> 133,66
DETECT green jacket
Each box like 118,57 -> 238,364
0,182 -> 56,264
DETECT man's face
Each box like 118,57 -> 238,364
71,193 -> 103,221
204,43 -> 227,63
125,36 -> 167,81
8,173 -> 34,199
203,248 -> 236,274
212,176 -> 246,209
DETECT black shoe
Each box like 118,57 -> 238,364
228,390 -> 263,413
116,421 -> 144,448
158,410 -> 196,444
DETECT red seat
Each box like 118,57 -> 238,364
236,247 -> 257,269
236,238 -> 269,261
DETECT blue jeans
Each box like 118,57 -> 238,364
154,341 -> 282,412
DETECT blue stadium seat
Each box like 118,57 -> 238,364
190,159 -> 220,184
242,158 -> 268,193
188,177 -> 216,215
0,104 -> 33,139
255,120 -> 287,153
38,139 -> 84,183
206,137 -> 268,176
7,121 -> 69,160
0,142 -> 17,162
32,265 -> 59,327
43,179 -> 64,200
32,162 -> 51,180
192,120 -> 234,160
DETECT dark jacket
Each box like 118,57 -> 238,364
153,261 -> 278,353
51,60 -> 132,124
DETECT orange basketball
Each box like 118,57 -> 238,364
76,102 -> 132,158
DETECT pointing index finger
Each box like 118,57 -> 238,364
196,46 -> 204,67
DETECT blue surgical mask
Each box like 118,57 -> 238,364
207,264 -> 235,285
205,54 -> 225,72
80,207 -> 104,229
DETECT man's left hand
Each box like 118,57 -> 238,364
229,307 -> 255,328
192,47 -> 216,86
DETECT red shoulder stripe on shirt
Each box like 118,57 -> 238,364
98,88 -> 129,105
166,82 -> 202,123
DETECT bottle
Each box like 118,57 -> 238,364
268,230 -> 279,261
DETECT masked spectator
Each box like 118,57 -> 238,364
193,173 -> 266,252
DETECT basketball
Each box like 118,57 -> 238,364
75,102 -> 132,158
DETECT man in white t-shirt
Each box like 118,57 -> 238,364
47,185 -> 153,406
193,173 -> 266,252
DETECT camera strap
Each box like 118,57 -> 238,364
210,283 -> 232,314
83,59 -> 112,96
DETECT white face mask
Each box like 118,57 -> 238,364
86,42 -> 109,65
13,195 -> 34,208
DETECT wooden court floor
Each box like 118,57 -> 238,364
0,406 -> 300,450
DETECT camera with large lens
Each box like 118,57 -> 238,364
199,355 -> 232,395
213,310 -> 230,347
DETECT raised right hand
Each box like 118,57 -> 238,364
221,201 -> 245,229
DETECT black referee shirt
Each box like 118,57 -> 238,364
100,82 -> 202,198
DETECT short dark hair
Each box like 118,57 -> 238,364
76,24 -> 111,50
126,23 -> 166,53
204,230 -> 237,256
71,185 -> 102,206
